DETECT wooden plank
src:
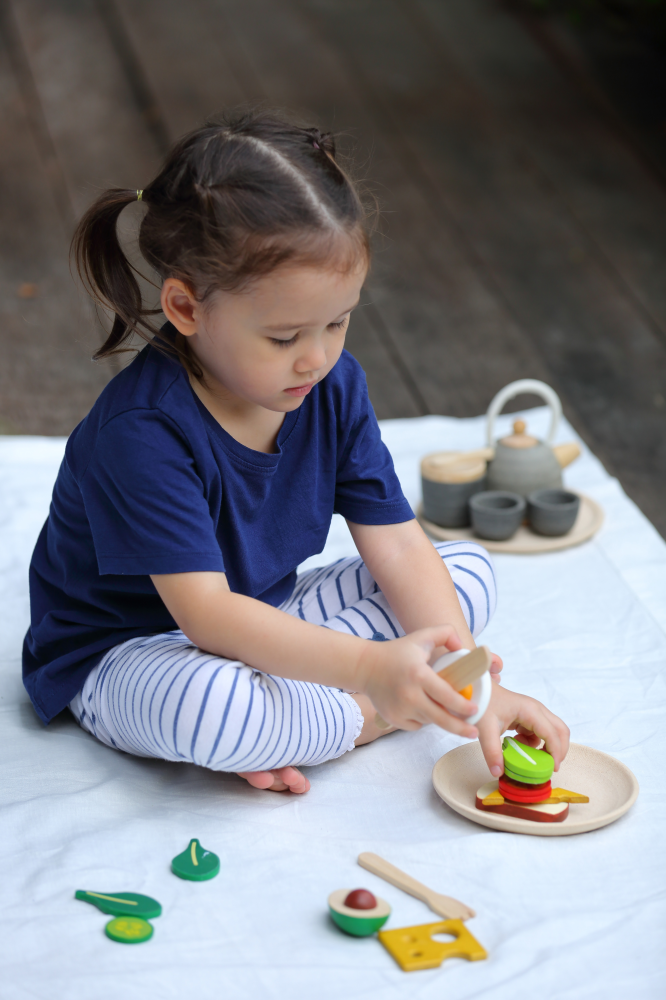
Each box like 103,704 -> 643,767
114,0 -> 422,417
295,0 -> 666,534
204,0 -> 555,418
0,9 -> 109,434
11,0 -> 162,216
417,0 -> 666,357
11,0 -> 172,357
114,0 -> 250,141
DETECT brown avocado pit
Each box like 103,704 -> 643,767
343,888 -> 377,910
328,888 -> 391,937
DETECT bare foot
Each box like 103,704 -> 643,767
237,765 -> 310,793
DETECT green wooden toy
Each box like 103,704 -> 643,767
502,736 -> 554,782
105,916 -> 154,944
171,839 -> 220,881
75,890 -> 162,920
328,889 -> 391,936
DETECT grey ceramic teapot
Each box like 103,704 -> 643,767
485,379 -> 580,497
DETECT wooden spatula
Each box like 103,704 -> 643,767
358,852 -> 475,921
374,645 -> 492,730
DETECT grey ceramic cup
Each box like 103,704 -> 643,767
422,474 -> 487,528
469,491 -> 526,541
527,488 -> 580,536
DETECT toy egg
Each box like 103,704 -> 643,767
431,648 -> 492,725
328,888 -> 391,937
502,735 -> 554,784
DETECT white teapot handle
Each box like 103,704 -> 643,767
486,379 -> 562,447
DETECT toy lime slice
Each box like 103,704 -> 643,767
503,765 -> 552,786
105,916 -> 153,944
502,736 -> 554,782
75,890 -> 162,919
171,839 -> 220,881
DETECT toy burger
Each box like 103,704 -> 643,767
475,736 -> 589,824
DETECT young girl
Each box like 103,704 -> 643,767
23,110 -> 568,794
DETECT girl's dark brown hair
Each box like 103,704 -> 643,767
72,108 -> 371,377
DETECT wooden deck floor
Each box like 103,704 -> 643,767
1,0 -> 665,536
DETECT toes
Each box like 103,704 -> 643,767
237,767 -> 310,793
275,766 -> 310,794
238,770 -> 276,790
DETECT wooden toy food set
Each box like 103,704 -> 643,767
476,737 -> 589,824
418,378 -> 604,553
328,852 -> 488,972
75,839 -> 220,943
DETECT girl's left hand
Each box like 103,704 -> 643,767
476,682 -> 570,777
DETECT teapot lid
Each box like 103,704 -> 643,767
500,419 -> 539,449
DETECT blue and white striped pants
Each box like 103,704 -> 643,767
69,542 -> 496,772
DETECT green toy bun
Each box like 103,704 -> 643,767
328,888 -> 391,937
502,736 -> 554,782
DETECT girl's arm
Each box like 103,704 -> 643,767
150,571 -> 478,737
348,519 -> 501,675
349,519 -> 569,772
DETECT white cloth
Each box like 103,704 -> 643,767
1,410 -> 665,999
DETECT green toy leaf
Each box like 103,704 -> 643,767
75,890 -> 162,919
171,839 -> 220,881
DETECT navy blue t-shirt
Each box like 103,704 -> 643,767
23,338 -> 414,723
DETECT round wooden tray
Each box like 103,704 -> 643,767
432,741 -> 639,837
417,493 -> 603,554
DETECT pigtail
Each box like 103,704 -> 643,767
72,188 -> 157,361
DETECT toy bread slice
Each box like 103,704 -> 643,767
476,782 -> 568,823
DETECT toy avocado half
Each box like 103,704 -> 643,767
328,888 -> 391,937
502,735 -> 554,783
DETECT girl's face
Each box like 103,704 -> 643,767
162,260 -> 367,413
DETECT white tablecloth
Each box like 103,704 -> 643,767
1,409 -> 665,999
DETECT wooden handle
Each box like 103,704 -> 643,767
435,645 -> 492,690
374,646 -> 491,729
358,852 -> 435,903
357,852 -> 475,920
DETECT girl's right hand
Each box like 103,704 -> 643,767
357,625 -> 480,738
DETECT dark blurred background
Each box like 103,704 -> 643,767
1,0 -> 665,535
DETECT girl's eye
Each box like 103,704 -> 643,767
271,335 -> 299,348
328,316 -> 349,330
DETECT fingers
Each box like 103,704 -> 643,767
513,706 -> 569,769
490,652 -> 503,675
422,670 -> 480,719
411,624 -> 462,657
476,713 -> 504,777
490,688 -> 570,770
476,685 -> 571,776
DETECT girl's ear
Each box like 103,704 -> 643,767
161,278 -> 199,338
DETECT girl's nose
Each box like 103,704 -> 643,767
295,340 -> 327,374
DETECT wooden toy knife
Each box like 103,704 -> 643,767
358,852 -> 475,921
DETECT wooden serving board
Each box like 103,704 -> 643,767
432,742 -> 638,837
417,494 -> 603,554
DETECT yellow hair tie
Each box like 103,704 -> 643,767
136,189 -> 143,201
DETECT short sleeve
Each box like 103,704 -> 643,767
333,384 -> 414,525
80,409 -> 225,575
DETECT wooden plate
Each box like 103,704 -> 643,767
432,741 -> 639,836
417,494 -> 604,553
